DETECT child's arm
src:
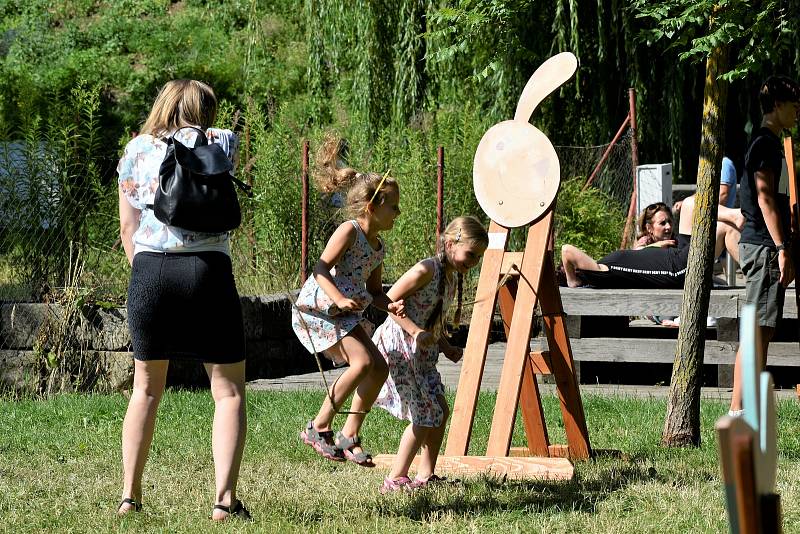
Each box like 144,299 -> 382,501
366,262 -> 406,318
755,168 -> 795,286
312,222 -> 361,311
438,336 -> 463,363
369,259 -> 438,344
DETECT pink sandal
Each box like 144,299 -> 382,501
380,476 -> 412,494
380,475 -> 430,493
300,421 -> 344,462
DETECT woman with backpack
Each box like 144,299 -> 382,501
116,79 -> 250,521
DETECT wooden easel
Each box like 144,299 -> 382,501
444,208 -> 591,469
372,209 -> 589,480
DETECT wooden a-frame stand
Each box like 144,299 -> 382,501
374,208 -> 591,480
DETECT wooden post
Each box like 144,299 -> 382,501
620,88 -> 639,249
300,140 -> 309,283
538,252 -> 592,459
437,146 -> 444,237
486,213 -> 553,456
783,137 -> 799,352
444,221 -> 509,456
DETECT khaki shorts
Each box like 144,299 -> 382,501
739,243 -> 786,328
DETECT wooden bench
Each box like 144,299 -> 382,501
530,287 -> 798,387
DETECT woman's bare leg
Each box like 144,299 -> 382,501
714,221 -> 742,263
679,194 -> 742,262
205,361 -> 247,520
717,205 -> 745,230
561,244 -> 607,288
119,359 -> 169,514
678,194 -> 744,234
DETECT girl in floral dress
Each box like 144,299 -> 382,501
373,216 -> 488,492
292,136 -> 405,466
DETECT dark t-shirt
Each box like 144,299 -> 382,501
739,127 -> 791,247
578,233 -> 692,289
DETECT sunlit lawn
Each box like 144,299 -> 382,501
2,390 -> 800,533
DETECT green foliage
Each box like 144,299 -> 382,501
631,0 -> 800,81
0,80 -> 114,300
553,178 -> 627,264
11,0 -> 794,300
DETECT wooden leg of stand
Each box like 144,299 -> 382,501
499,276 -> 550,456
539,255 -> 591,459
497,279 -> 517,338
445,222 -> 509,456
486,214 -> 552,456
733,432 -> 760,534
519,355 -> 550,456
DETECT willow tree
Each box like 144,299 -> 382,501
632,0 -> 800,446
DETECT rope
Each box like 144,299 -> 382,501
283,282 -> 369,416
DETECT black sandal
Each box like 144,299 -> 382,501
117,498 -> 142,515
212,499 -> 252,521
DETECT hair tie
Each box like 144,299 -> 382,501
366,169 -> 391,208
455,228 -> 462,243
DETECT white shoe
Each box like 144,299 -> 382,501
728,409 -> 744,417
667,316 -> 718,328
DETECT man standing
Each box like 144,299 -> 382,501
729,76 -> 799,416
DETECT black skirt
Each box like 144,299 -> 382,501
127,251 -> 245,363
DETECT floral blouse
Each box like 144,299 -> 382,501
117,128 -> 239,256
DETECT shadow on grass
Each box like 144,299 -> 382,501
377,463 -> 660,520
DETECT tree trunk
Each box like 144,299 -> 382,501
662,42 -> 729,447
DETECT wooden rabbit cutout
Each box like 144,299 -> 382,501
474,52 -> 578,228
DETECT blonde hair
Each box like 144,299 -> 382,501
315,135 -> 398,218
140,79 -> 218,137
427,216 -> 489,338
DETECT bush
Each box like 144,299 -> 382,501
553,178 -> 627,264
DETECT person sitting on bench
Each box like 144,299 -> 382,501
560,196 -> 743,289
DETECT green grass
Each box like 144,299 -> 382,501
2,390 -> 800,533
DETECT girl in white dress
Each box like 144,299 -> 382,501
292,136 -> 405,465
373,216 -> 488,492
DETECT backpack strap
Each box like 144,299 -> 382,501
230,176 -> 254,198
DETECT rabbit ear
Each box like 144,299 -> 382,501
514,52 -> 578,123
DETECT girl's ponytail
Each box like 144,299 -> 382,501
315,135 -> 358,194
314,134 -> 398,218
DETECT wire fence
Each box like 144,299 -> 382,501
556,130 -> 635,212
0,129 -> 636,351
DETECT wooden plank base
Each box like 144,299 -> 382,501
509,446 -> 623,459
371,454 -> 574,481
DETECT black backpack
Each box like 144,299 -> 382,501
148,127 -> 252,233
